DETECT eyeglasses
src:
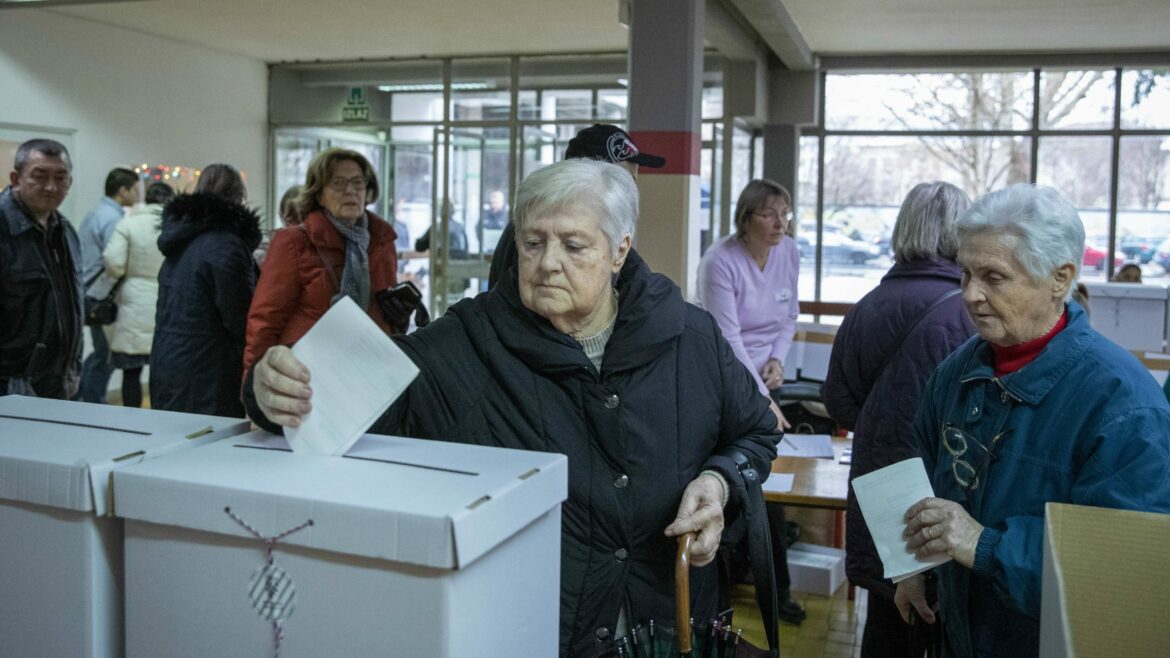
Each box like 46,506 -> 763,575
328,177 -> 368,192
940,424 -> 1011,492
753,208 -> 793,222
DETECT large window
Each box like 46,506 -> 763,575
805,67 -> 1170,304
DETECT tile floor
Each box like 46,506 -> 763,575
729,583 -> 867,658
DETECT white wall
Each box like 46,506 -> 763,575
0,9 -> 269,221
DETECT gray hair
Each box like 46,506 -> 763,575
891,182 -> 970,263
957,184 -> 1085,299
513,159 -> 638,256
14,139 -> 72,173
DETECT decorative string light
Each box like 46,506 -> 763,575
130,163 -> 248,192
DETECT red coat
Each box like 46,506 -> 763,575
244,210 -> 397,375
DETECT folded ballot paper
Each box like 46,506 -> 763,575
285,297 -> 419,456
851,457 -> 952,582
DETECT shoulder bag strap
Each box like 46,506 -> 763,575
299,224 -> 340,294
880,287 -> 962,373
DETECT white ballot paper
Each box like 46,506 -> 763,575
777,433 -> 835,459
286,297 -> 419,456
762,473 -> 795,495
851,457 -> 952,582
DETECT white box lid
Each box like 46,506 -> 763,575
0,396 -> 251,515
1084,282 -> 1169,301
113,430 -> 568,570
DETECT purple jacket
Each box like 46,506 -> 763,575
822,258 -> 976,598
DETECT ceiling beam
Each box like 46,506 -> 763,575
0,0 -> 150,9
725,0 -> 814,70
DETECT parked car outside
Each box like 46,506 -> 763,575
1083,243 -> 1125,270
1119,235 -> 1160,264
796,231 -> 883,264
1154,236 -> 1170,273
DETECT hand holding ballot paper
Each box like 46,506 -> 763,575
850,458 -> 954,582
281,297 -> 418,455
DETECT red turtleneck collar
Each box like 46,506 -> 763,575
991,309 -> 1068,378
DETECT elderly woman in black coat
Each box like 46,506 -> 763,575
150,164 -> 260,417
247,159 -> 779,657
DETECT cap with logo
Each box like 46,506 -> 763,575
564,124 -> 666,168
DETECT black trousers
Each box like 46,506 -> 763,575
860,587 -> 938,658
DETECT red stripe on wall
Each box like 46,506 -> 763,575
628,130 -> 701,176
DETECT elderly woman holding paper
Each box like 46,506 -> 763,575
245,159 -> 780,658
893,184 -> 1170,658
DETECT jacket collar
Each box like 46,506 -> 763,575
880,257 -> 963,284
1,186 -> 60,237
957,300 -> 1093,405
481,249 -> 685,377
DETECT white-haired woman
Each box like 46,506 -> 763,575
245,159 -> 780,658
823,182 -> 976,657
894,184 -> 1170,658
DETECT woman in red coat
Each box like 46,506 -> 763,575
244,148 -> 397,377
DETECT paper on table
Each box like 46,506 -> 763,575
762,473 -> 795,495
777,434 -> 835,459
286,297 -> 419,456
851,457 -> 951,582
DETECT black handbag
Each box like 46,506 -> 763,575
84,278 -> 122,326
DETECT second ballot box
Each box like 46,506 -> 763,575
0,396 -> 250,658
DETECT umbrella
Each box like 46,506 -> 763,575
591,534 -> 777,658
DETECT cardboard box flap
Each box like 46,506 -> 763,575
1041,503 -> 1170,658
0,396 -> 251,514
112,431 -> 569,569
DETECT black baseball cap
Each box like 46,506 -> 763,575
565,124 -> 666,168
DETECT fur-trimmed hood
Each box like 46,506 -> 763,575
158,192 -> 262,256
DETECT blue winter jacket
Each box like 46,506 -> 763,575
914,300 -> 1170,657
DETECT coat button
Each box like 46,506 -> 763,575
615,547 -> 629,562
595,626 -> 611,642
614,474 -> 629,489
605,394 -> 619,409
970,406 -> 979,416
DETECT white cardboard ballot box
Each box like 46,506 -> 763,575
787,542 -> 847,596
0,396 -> 250,658
1084,282 -> 1169,353
113,430 -> 568,658
1040,503 -> 1170,658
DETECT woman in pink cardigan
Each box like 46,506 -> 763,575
696,178 -> 805,625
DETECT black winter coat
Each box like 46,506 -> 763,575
821,259 -> 975,598
150,192 -> 260,417
0,187 -> 83,396
246,249 -> 780,657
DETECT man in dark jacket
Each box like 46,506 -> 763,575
822,182 -> 976,657
0,139 -> 83,399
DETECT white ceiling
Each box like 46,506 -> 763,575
32,0 -> 1170,64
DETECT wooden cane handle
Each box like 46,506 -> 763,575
676,532 -> 694,654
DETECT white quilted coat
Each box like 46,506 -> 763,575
102,204 -> 165,356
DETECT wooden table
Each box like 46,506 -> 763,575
766,435 -> 851,510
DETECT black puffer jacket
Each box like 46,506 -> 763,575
150,192 -> 260,417
248,249 -> 778,657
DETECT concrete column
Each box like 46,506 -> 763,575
763,123 -> 800,208
627,0 -> 704,296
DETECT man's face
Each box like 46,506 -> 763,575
10,150 -> 72,218
489,191 -> 505,212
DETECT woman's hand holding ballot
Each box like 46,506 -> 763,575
254,346 -> 313,428
902,497 -> 984,568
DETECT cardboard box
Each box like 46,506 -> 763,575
0,396 -> 250,658
1084,282 -> 1168,353
1040,503 -> 1170,658
113,430 -> 568,658
787,542 -> 846,596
